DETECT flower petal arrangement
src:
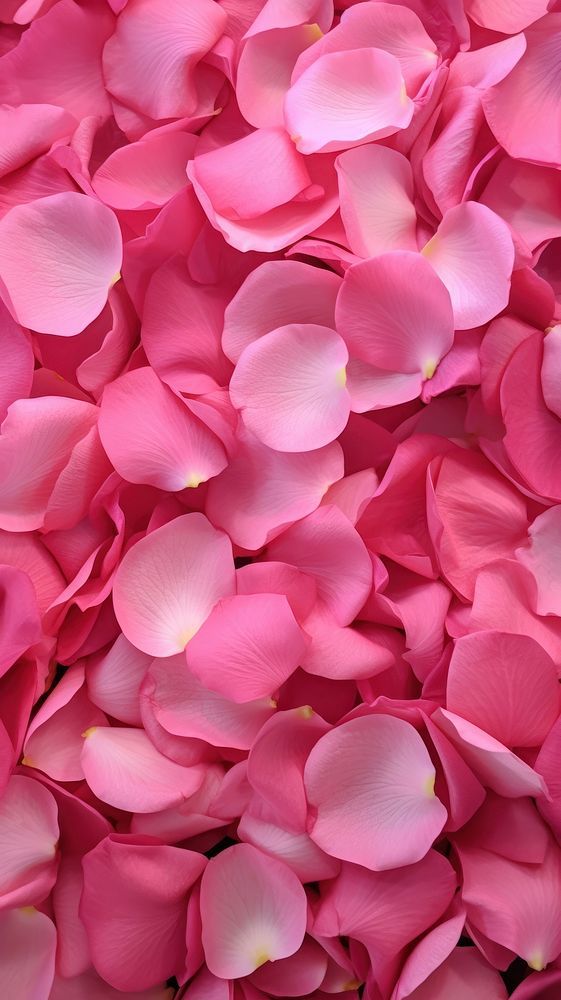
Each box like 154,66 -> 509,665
1,1 -> 561,998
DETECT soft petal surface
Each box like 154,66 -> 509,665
113,513 -> 235,656
0,192 -> 122,336
200,843 -> 307,979
305,715 -> 448,870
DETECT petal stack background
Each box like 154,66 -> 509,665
0,0 -> 560,997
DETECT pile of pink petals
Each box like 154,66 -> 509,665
3,0 -> 561,997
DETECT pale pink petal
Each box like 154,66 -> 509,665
145,654 -> 275,750
267,504 -> 372,626
92,133 -> 196,210
186,593 -> 307,702
421,203 -> 514,329
336,145 -> 417,258
23,666 -> 107,781
320,468 -> 378,525
459,840 -> 561,971
246,0 -> 333,37
99,367 -> 227,491
103,0 -> 226,120
237,24 -> 323,129
482,16 -> 561,166
81,835 -> 206,991
0,774 -> 59,907
142,255 -> 233,394
87,634 -> 152,727
251,935 -> 328,996
402,946 -> 508,1000
112,513 -> 235,657
230,324 -> 350,452
447,631 -> 560,748
200,843 -> 307,979
81,726 -> 205,813
0,908 -> 56,1000
345,360 -> 424,411
313,851 -> 455,960
293,2 -> 438,95
222,260 -> 341,365
0,192 -> 122,336
0,396 -> 98,532
432,708 -> 549,798
284,48 -> 413,154
305,715 -> 447,870
516,506 -> 561,616
448,34 -> 527,90
207,429 -> 343,550
336,252 -> 454,378
0,0 -> 113,120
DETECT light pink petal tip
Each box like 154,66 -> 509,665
0,192 -> 122,336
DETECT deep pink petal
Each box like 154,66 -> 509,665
92,133 -> 196,210
336,144 -> 417,257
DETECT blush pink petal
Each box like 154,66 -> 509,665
81,725 -> 205,813
200,843 -> 307,979
0,104 -> 76,179
87,634 -> 152,727
0,396 -> 99,532
305,715 -> 447,870
301,607 -> 395,681
0,774 -> 59,908
336,252 -> 454,380
447,631 -> 560,748
336,145 -> 417,258
52,855 -> 91,980
424,716 -> 486,832
421,203 -> 514,329
447,34 -> 527,91
481,159 -> 561,252
206,430 -> 343,550
142,256 -> 232,394
188,142 -> 338,253
238,803 -> 340,884
461,793 -> 549,865
99,367 -> 227,491
0,304 -> 33,424
237,25 -> 323,129
81,835 -> 206,991
267,504 -> 372,626
236,562 -> 317,625
250,935 -> 328,996
112,512 -> 235,657
0,0 -> 114,120
470,558 -> 561,669
186,593 -> 307,702
247,708 -> 330,832
516,506 -> 561,616
246,0 -> 333,36
284,47 -> 413,154
482,16 -> 561,166
144,654 -> 275,750
0,192 -> 122,336
402,946 -> 508,1000
465,0 -> 548,31
432,708 -> 549,798
92,133 -> 196,210
23,665 -> 107,781
427,449 -> 529,601
230,324 -> 350,452
102,0 -> 226,120
313,850 -> 456,960
0,908 -> 56,1000
0,530 -> 65,616
293,1 -> 438,95
459,840 -> 561,971
222,260 -> 341,365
